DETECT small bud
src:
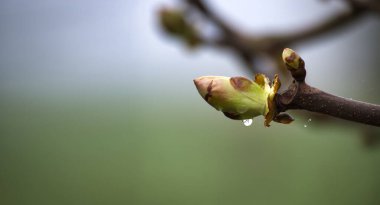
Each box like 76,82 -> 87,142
282,48 -> 304,70
159,8 -> 186,35
194,76 -> 273,121
159,7 -> 201,48
282,48 -> 306,82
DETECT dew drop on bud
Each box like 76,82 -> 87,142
243,119 -> 253,127
304,124 -> 308,128
308,118 -> 312,122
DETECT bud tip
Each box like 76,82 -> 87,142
282,48 -> 302,70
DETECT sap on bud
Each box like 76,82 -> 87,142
193,76 -> 271,120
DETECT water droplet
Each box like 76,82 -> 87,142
308,118 -> 312,122
243,119 -> 253,126
304,124 -> 308,128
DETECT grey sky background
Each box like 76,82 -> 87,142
0,0 -> 379,101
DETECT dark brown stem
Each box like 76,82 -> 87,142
185,0 -> 255,68
276,82 -> 380,127
349,0 -> 380,14
185,0 -> 236,35
276,48 -> 380,127
269,4 -> 365,46
182,0 -> 378,72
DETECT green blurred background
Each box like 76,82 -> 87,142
1,0 -> 380,204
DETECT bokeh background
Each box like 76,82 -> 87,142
1,0 -> 380,204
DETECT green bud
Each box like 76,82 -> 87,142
159,8 -> 186,35
282,48 -> 304,70
159,8 -> 201,48
193,76 -> 272,120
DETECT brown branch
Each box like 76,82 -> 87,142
266,3 -> 365,47
276,82 -> 380,127
185,0 -> 255,68
275,48 -> 380,127
185,0 -> 257,69
183,0 -> 377,71
349,0 -> 380,14
185,0 -> 236,35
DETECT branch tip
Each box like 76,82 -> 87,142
282,48 -> 306,82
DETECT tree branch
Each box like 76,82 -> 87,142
185,0 -> 236,35
275,48 -> 380,127
183,0 -> 378,71
185,0 -> 255,68
266,4 -> 365,47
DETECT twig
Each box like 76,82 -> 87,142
185,0 -> 236,35
185,0 -> 255,68
264,3 -> 365,47
275,48 -> 380,127
184,0 -> 377,71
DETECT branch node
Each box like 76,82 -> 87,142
276,48 -> 380,127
